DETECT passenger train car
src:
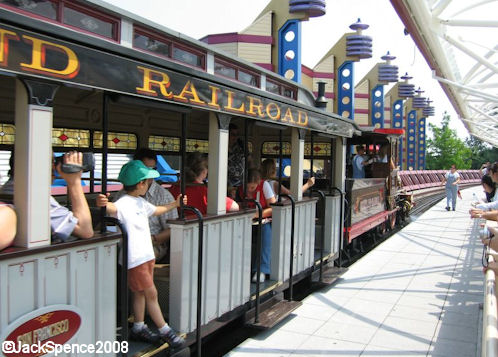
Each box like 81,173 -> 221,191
0,1 -> 410,356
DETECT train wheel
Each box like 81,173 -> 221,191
389,213 -> 396,230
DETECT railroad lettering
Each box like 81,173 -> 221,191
174,80 -> 206,105
281,107 -> 296,124
246,96 -> 265,117
224,89 -> 245,113
207,85 -> 221,109
136,66 -> 174,98
20,36 -> 80,79
266,102 -> 281,120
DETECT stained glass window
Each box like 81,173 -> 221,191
148,135 -> 180,152
305,142 -> 331,157
262,142 -> 291,156
186,139 -> 208,153
0,124 -> 15,145
52,128 -> 90,147
94,131 -> 137,149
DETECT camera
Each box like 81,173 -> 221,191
55,152 -> 95,173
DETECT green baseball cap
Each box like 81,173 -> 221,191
118,160 -> 160,186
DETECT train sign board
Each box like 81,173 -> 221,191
0,24 -> 354,137
0,305 -> 82,357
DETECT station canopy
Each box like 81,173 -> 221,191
391,0 -> 498,147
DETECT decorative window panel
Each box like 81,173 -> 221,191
148,135 -> 180,152
94,131 -> 137,149
305,142 -> 331,157
0,124 -> 15,145
52,128 -> 90,147
262,142 -> 291,156
186,139 -> 208,153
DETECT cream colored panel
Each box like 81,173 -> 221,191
44,254 -> 69,305
301,73 -> 312,90
211,43 -> 238,57
355,113 -> 369,126
355,98 -> 369,110
240,11 -> 272,36
238,43 -> 271,63
355,80 -> 369,94
8,260 -> 37,323
313,54 -> 334,73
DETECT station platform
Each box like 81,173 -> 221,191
228,186 -> 484,357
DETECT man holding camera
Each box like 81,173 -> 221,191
51,151 -> 94,241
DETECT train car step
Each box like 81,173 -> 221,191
246,300 -> 302,330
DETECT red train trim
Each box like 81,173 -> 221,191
348,208 -> 398,242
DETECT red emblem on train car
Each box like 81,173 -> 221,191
0,305 -> 82,357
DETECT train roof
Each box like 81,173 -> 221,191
0,0 -> 360,138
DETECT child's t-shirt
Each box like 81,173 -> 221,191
115,194 -> 156,269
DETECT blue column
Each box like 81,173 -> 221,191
407,110 -> 417,170
278,20 -> 301,83
392,99 -> 403,167
418,117 -> 426,169
337,61 -> 354,120
371,84 -> 384,128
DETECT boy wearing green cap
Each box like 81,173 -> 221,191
97,160 -> 186,348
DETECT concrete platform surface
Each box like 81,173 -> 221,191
227,187 -> 484,357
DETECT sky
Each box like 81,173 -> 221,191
102,0 -> 469,138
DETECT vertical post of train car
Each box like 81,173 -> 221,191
89,130 -> 95,194
100,92 -> 109,233
180,113 -> 187,219
309,132 -> 314,198
243,120 -> 248,206
278,130 -> 283,202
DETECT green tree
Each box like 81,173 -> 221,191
465,136 -> 498,169
426,112 -> 472,170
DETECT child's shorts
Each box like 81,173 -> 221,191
128,259 -> 155,292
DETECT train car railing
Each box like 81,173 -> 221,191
168,211 -> 254,333
271,197 -> 317,282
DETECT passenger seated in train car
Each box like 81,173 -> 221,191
260,158 -> 315,198
51,151 -> 94,241
96,160 -> 186,347
169,152 -> 239,216
352,145 -> 373,179
470,163 -> 498,219
478,175 -> 497,204
112,149 -> 178,263
227,124 -> 252,197
0,150 -> 94,241
238,168 -> 277,283
0,203 -> 16,251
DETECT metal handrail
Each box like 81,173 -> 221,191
311,189 -> 326,282
328,187 -> 345,268
279,194 -> 296,300
180,206 -> 204,357
101,216 -> 128,351
244,198 -> 263,323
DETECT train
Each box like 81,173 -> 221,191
0,1 -> 455,356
